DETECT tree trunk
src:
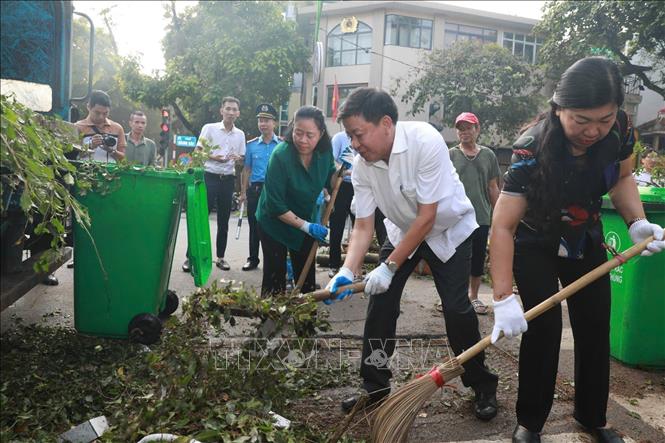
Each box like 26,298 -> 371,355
172,102 -> 195,134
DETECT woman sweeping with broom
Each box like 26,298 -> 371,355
490,57 -> 665,443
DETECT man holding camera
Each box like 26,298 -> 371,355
67,90 -> 125,270
74,90 -> 125,163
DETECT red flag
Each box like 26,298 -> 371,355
331,77 -> 340,120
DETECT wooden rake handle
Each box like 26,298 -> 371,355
453,236 -> 653,367
293,164 -> 349,293
305,281 -> 366,302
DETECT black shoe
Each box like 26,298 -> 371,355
474,390 -> 498,421
341,392 -> 388,414
42,274 -> 59,286
512,424 -> 541,443
182,259 -> 190,273
66,260 -> 74,269
586,427 -> 625,443
242,260 -> 259,271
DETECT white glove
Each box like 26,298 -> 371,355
491,294 -> 528,344
363,262 -> 395,296
628,219 -> 665,256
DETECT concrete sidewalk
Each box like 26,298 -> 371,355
2,213 -> 663,442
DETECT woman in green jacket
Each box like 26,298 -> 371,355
256,106 -> 336,296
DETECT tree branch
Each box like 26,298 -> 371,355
611,46 -> 665,99
100,8 -> 119,56
170,1 -> 180,31
172,102 -> 194,134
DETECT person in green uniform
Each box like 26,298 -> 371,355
256,106 -> 336,296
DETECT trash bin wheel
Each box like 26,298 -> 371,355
128,313 -> 162,345
159,290 -> 179,319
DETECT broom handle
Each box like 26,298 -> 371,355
454,236 -> 653,367
293,164 -> 348,293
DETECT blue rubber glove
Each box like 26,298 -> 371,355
323,267 -> 354,305
300,221 -> 328,243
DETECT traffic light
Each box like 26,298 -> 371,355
159,108 -> 170,155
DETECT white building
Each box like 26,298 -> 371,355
294,1 -> 540,142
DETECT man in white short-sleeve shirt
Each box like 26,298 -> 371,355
183,96 -> 245,273
327,88 -> 499,420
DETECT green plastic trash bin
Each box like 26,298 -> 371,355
73,166 -> 212,344
601,186 -> 665,367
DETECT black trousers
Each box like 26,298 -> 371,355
205,172 -> 235,258
258,225 -> 316,297
470,225 -> 490,277
329,181 -> 355,269
374,208 -> 387,247
360,237 -> 498,397
246,182 -> 263,263
514,239 -> 610,432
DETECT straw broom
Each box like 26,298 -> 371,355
370,236 -> 654,443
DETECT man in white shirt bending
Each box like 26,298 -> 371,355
327,88 -> 499,421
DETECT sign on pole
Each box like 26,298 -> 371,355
175,135 -> 197,148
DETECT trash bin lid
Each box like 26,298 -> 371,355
185,168 -> 212,286
638,186 -> 665,204
603,187 -> 665,211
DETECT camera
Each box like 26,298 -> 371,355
102,135 -> 117,148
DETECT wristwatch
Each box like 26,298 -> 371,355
385,260 -> 398,273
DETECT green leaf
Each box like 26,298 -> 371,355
194,430 -> 221,441
19,191 -> 32,212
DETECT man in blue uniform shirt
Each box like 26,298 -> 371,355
239,103 -> 281,271
328,131 -> 357,277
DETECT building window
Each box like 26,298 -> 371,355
503,32 -> 542,64
326,83 -> 368,117
290,73 -> 303,92
327,22 -> 372,67
384,14 -> 433,50
444,23 -> 497,47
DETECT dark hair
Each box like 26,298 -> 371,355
337,87 -> 398,125
284,106 -> 332,153
129,110 -> 145,120
526,57 -> 624,232
221,96 -> 240,108
88,90 -> 111,108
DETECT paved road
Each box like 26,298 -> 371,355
2,213 -> 663,442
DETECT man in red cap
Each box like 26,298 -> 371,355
446,112 -> 501,315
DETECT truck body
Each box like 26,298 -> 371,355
1,0 -> 90,311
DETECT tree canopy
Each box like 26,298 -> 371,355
120,1 -> 309,136
535,0 -> 665,98
71,17 -> 161,139
396,41 -> 544,143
